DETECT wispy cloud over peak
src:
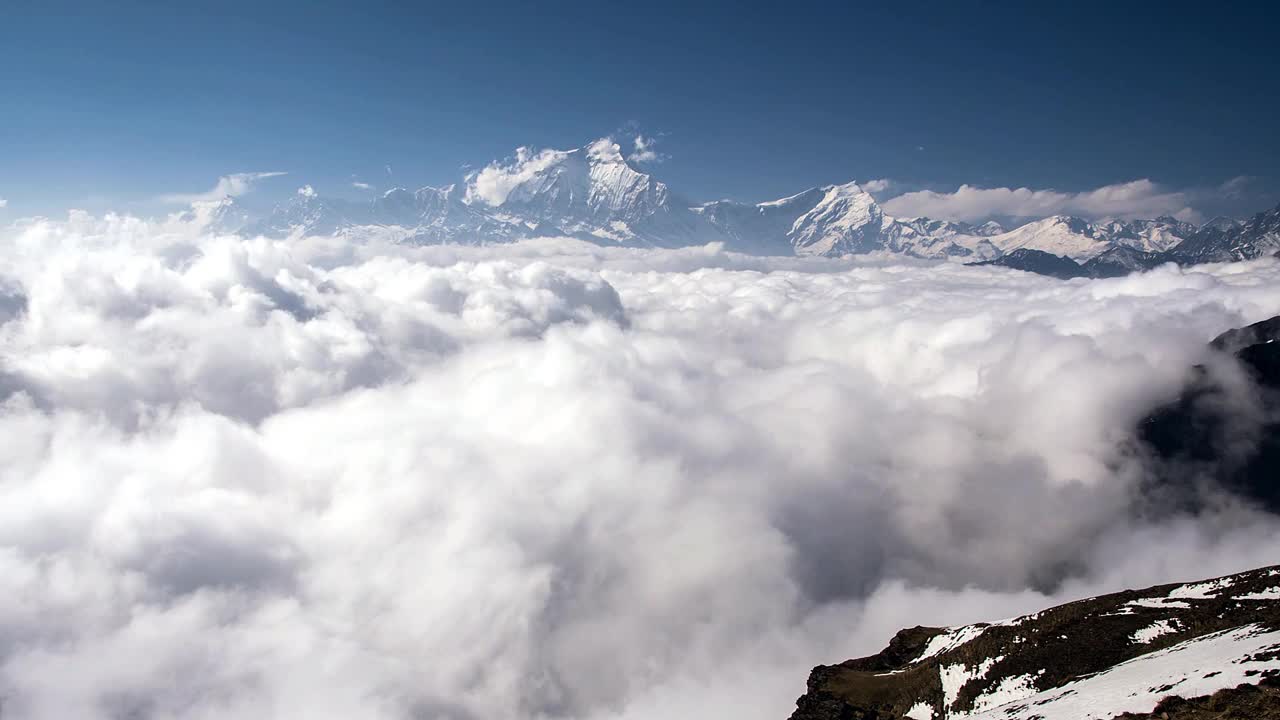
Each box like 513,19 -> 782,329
628,134 -> 667,164
586,137 -> 625,163
465,145 -> 570,206
860,178 -> 898,195
159,171 -> 287,204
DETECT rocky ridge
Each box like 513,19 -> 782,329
789,566 -> 1280,720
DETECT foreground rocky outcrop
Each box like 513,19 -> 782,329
788,566 -> 1280,719
788,316 -> 1280,719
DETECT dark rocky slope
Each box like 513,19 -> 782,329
788,566 -> 1280,719
1138,315 -> 1280,512
968,248 -> 1089,279
967,245 -> 1172,280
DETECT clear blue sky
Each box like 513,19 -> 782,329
3,0 -> 1279,216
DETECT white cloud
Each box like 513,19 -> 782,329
465,146 -> 570,206
1219,175 -> 1252,197
860,178 -> 897,195
464,137 -> 642,207
352,181 -> 374,191
0,213 -> 1277,718
297,184 -> 317,198
629,134 -> 667,164
883,179 -> 1199,223
158,171 -> 287,204
585,136 -> 624,163
0,197 -> 7,209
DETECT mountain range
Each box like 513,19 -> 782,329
200,138 -> 1280,270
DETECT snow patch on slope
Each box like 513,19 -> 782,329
1126,598 -> 1192,610
918,625 -> 990,662
1168,577 -> 1236,600
968,625 -> 1280,719
941,656 -> 1000,713
1131,619 -> 1179,644
966,671 -> 1044,716
905,700 -> 934,720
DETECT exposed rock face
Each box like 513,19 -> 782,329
1082,244 -> 1166,277
1167,204 -> 1280,264
967,248 -> 1088,279
787,566 -> 1280,720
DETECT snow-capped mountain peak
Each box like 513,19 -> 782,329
788,182 -> 884,255
213,137 -> 1276,272
988,215 -> 1113,261
451,138 -> 708,246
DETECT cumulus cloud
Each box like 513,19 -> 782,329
585,136 -> 624,163
465,146 -> 570,206
882,179 -> 1199,223
0,213 -> 1277,719
297,184 -> 317,198
158,171 -> 287,204
0,197 -> 7,209
629,134 -> 667,164
855,176 -> 896,193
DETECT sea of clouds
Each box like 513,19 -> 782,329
0,211 -> 1278,719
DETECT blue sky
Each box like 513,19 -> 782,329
2,0 -> 1279,218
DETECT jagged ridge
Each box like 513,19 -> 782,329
201,138 -> 1279,270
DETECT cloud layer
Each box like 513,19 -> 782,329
0,214 -> 1278,719
882,179 -> 1200,223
